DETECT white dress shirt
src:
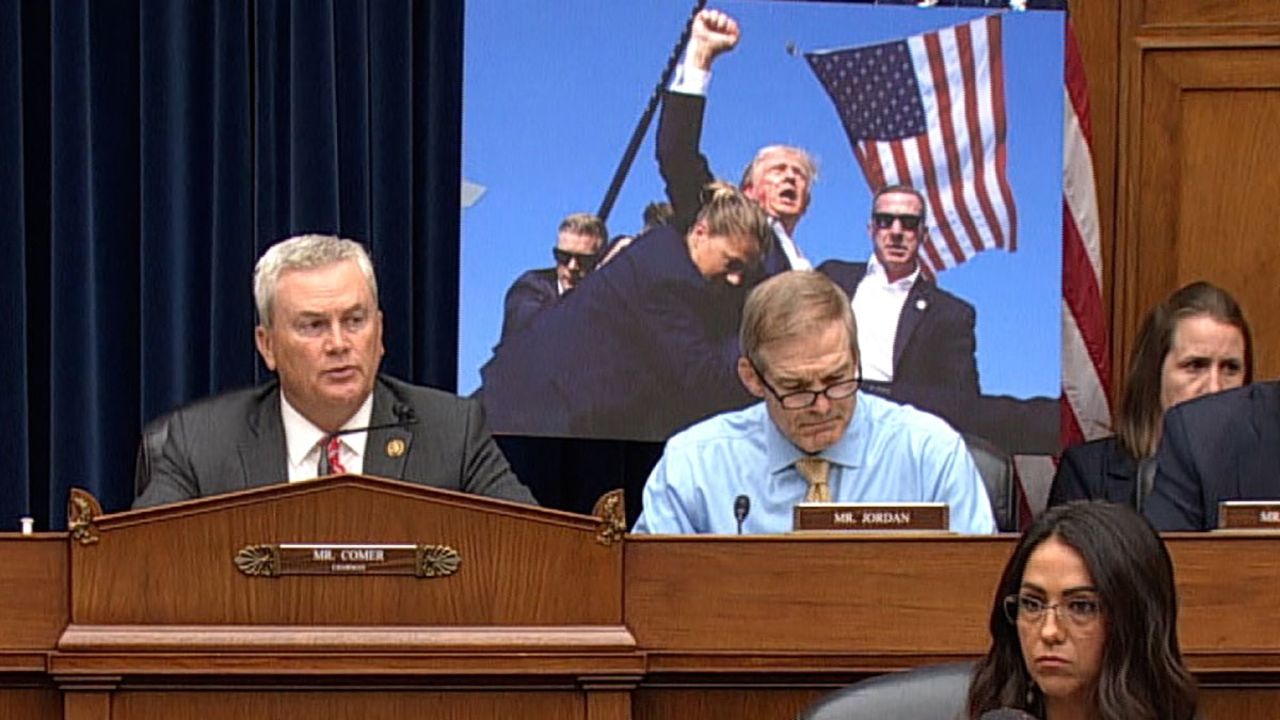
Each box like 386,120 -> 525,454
851,254 -> 920,382
280,391 -> 374,481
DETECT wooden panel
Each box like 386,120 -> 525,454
634,685 -> 1280,720
1143,0 -> 1280,27
1166,535 -> 1280,651
0,687 -> 61,720
634,688 -> 825,720
72,477 -> 620,626
626,535 -> 1009,656
1199,687 -> 1280,716
112,690 -> 583,719
628,534 -> 1280,673
0,535 -> 67,650
1177,89 -> 1280,380
1115,46 -> 1280,379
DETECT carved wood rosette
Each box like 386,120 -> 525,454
593,488 -> 626,546
67,488 -> 103,546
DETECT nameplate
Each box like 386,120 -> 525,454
233,543 -> 461,578
793,503 -> 949,532
1217,501 -> 1280,531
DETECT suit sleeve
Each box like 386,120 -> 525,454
133,411 -> 200,509
656,91 -> 714,234
1144,407 -> 1208,531
949,302 -> 980,396
458,396 -> 539,505
499,273 -> 552,344
1047,446 -> 1093,507
641,278 -> 751,413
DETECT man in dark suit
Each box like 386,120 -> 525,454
134,234 -> 535,508
480,184 -> 772,442
498,212 -> 607,343
818,185 -> 979,426
657,8 -> 813,275
1145,381 -> 1280,531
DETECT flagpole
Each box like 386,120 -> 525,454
595,0 -> 708,223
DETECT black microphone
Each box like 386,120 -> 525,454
317,403 -> 419,476
978,710 -> 1038,720
734,494 -> 750,535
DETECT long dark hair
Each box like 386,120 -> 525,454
1116,281 -> 1251,458
967,501 -> 1196,720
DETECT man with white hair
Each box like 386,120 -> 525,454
134,234 -> 535,508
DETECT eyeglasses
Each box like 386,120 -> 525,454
1002,594 -> 1103,629
552,247 -> 600,271
748,357 -> 860,410
872,212 -> 924,231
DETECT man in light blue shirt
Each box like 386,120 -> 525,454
633,271 -> 995,535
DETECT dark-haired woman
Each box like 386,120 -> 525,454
967,501 -> 1197,720
1048,281 -> 1250,509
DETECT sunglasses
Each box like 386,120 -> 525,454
552,247 -> 601,271
872,212 -> 924,231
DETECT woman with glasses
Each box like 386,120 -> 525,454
1048,281 -> 1250,510
967,500 -> 1197,720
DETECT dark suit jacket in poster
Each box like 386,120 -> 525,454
656,90 -> 790,276
480,225 -> 753,442
1047,436 -> 1140,508
499,268 -> 558,343
1145,381 -> 1280,531
133,375 -> 536,508
819,259 -> 979,424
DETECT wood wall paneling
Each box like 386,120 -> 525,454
0,687 -> 61,720
1143,0 -> 1280,27
111,691 -> 584,720
1120,46 -> 1280,380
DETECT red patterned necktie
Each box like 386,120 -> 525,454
325,436 -> 346,475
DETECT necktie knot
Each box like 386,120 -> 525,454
795,457 -> 831,503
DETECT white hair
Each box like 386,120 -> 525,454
253,234 -> 377,326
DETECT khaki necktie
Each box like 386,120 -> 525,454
795,457 -> 831,503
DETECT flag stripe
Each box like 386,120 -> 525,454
1059,17 -> 1112,472
956,22 -> 1005,250
1063,200 -> 1109,386
923,31 -> 986,259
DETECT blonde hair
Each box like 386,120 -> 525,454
693,182 -> 774,254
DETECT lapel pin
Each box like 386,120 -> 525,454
915,298 -> 927,311
385,438 -> 407,458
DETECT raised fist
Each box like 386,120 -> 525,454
688,9 -> 740,71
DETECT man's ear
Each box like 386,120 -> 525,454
737,356 -> 766,399
255,325 -> 277,371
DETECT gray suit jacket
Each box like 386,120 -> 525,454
133,375 -> 536,508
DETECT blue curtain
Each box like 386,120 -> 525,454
2,0 -> 464,529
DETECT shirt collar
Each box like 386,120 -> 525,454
280,390 -> 375,467
761,392 -> 870,475
865,252 -> 920,290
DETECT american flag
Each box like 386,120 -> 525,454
805,14 -> 1016,276
807,13 -> 1112,519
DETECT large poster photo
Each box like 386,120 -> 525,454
460,1 -> 1065,456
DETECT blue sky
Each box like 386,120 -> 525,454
459,0 -> 1064,398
